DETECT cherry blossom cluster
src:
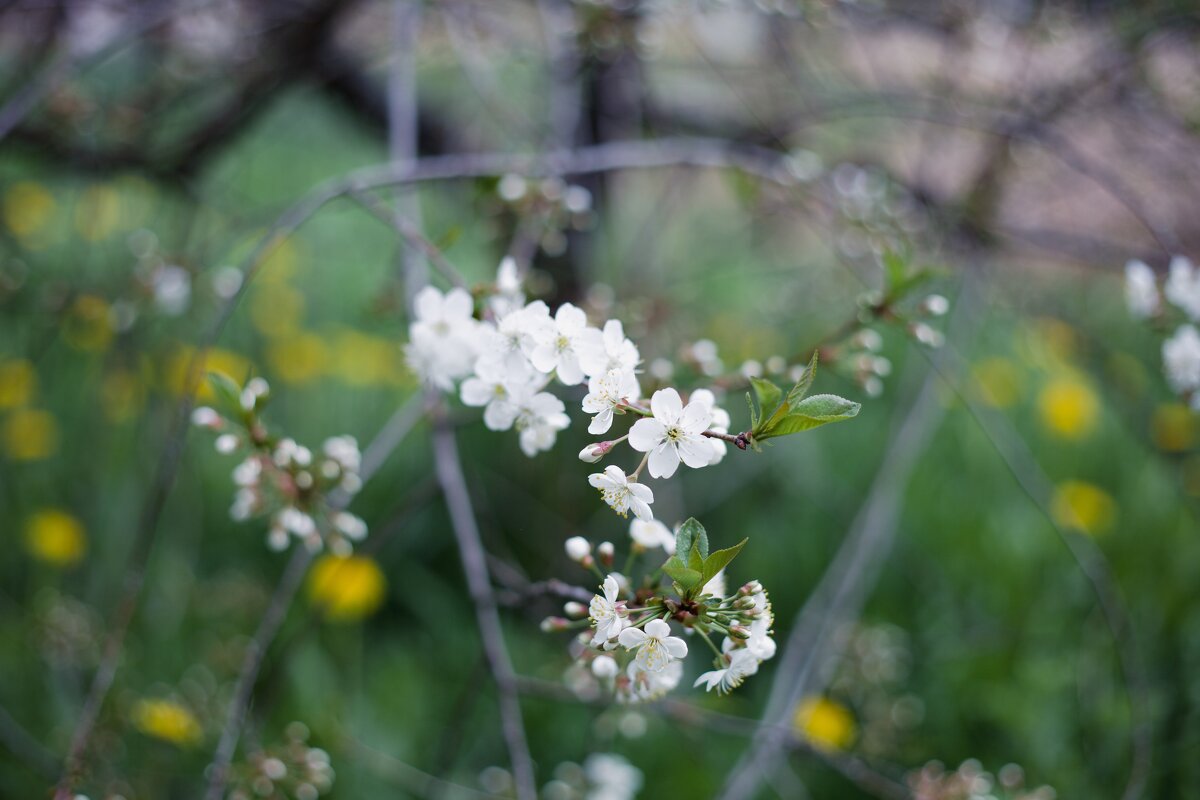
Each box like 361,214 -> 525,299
404,262 -> 735,522
544,518 -> 775,702
192,377 -> 367,554
1126,256 -> 1200,410
226,722 -> 334,800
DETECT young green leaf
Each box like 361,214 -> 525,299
746,391 -> 760,430
785,351 -> 819,407
701,538 -> 748,584
687,541 -> 705,573
749,376 -> 782,419
206,371 -> 242,410
762,393 -> 861,438
662,556 -> 703,590
675,518 -> 709,561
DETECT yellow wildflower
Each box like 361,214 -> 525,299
3,181 -> 55,239
131,698 -> 203,747
308,554 -> 387,622
1052,481 -> 1116,535
794,696 -> 856,752
24,509 -> 86,567
0,359 -> 36,408
3,408 -> 58,460
1037,375 -> 1099,440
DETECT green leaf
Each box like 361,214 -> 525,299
206,371 -> 242,410
762,393 -> 861,438
675,518 -> 709,561
882,249 -> 908,290
662,556 -> 703,590
746,391 -> 759,430
687,542 -> 705,573
749,377 -> 782,419
786,351 -> 819,406
702,538 -> 748,584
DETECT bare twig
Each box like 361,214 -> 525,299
431,416 -> 537,800
346,187 -> 471,290
203,545 -> 313,800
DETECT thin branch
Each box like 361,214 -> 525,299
346,188 -> 470,289
203,545 -> 313,800
431,414 -> 537,800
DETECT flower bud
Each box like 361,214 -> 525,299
191,406 -> 221,429
734,595 -> 756,610
739,580 -> 763,596
564,536 -> 591,562
597,541 -> 615,567
922,294 -> 950,317
578,441 -> 613,463
215,433 -> 239,454
728,624 -> 752,640
591,655 -> 618,678
563,601 -> 587,618
540,616 -> 571,633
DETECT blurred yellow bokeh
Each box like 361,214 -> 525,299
101,369 -> 146,423
62,295 -> 115,353
1038,375 -> 1099,440
3,408 -> 59,460
972,357 -> 1021,409
74,185 -> 123,241
0,359 -> 36,408
330,329 -> 406,387
308,554 -> 387,622
24,509 -> 86,567
2,181 -> 55,239
1052,480 -> 1116,535
1151,404 -> 1195,453
793,696 -> 856,752
131,698 -> 203,747
162,346 -> 253,399
267,332 -> 329,384
250,283 -> 306,337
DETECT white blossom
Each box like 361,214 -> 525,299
628,519 -> 674,553
581,369 -> 640,434
1165,256 -> 1200,320
489,256 -> 525,318
1125,260 -> 1160,319
589,575 -> 626,647
579,319 -> 640,378
624,659 -> 682,703
588,466 -> 654,520
618,618 -> 687,672
628,388 -> 713,479
528,303 -> 597,386
512,388 -> 570,456
460,357 -> 538,432
688,388 -> 731,466
405,286 -> 481,390
693,648 -> 760,695
583,753 -> 643,800
1163,324 -> 1200,404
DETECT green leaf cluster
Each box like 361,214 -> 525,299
746,353 -> 860,444
661,518 -> 747,599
